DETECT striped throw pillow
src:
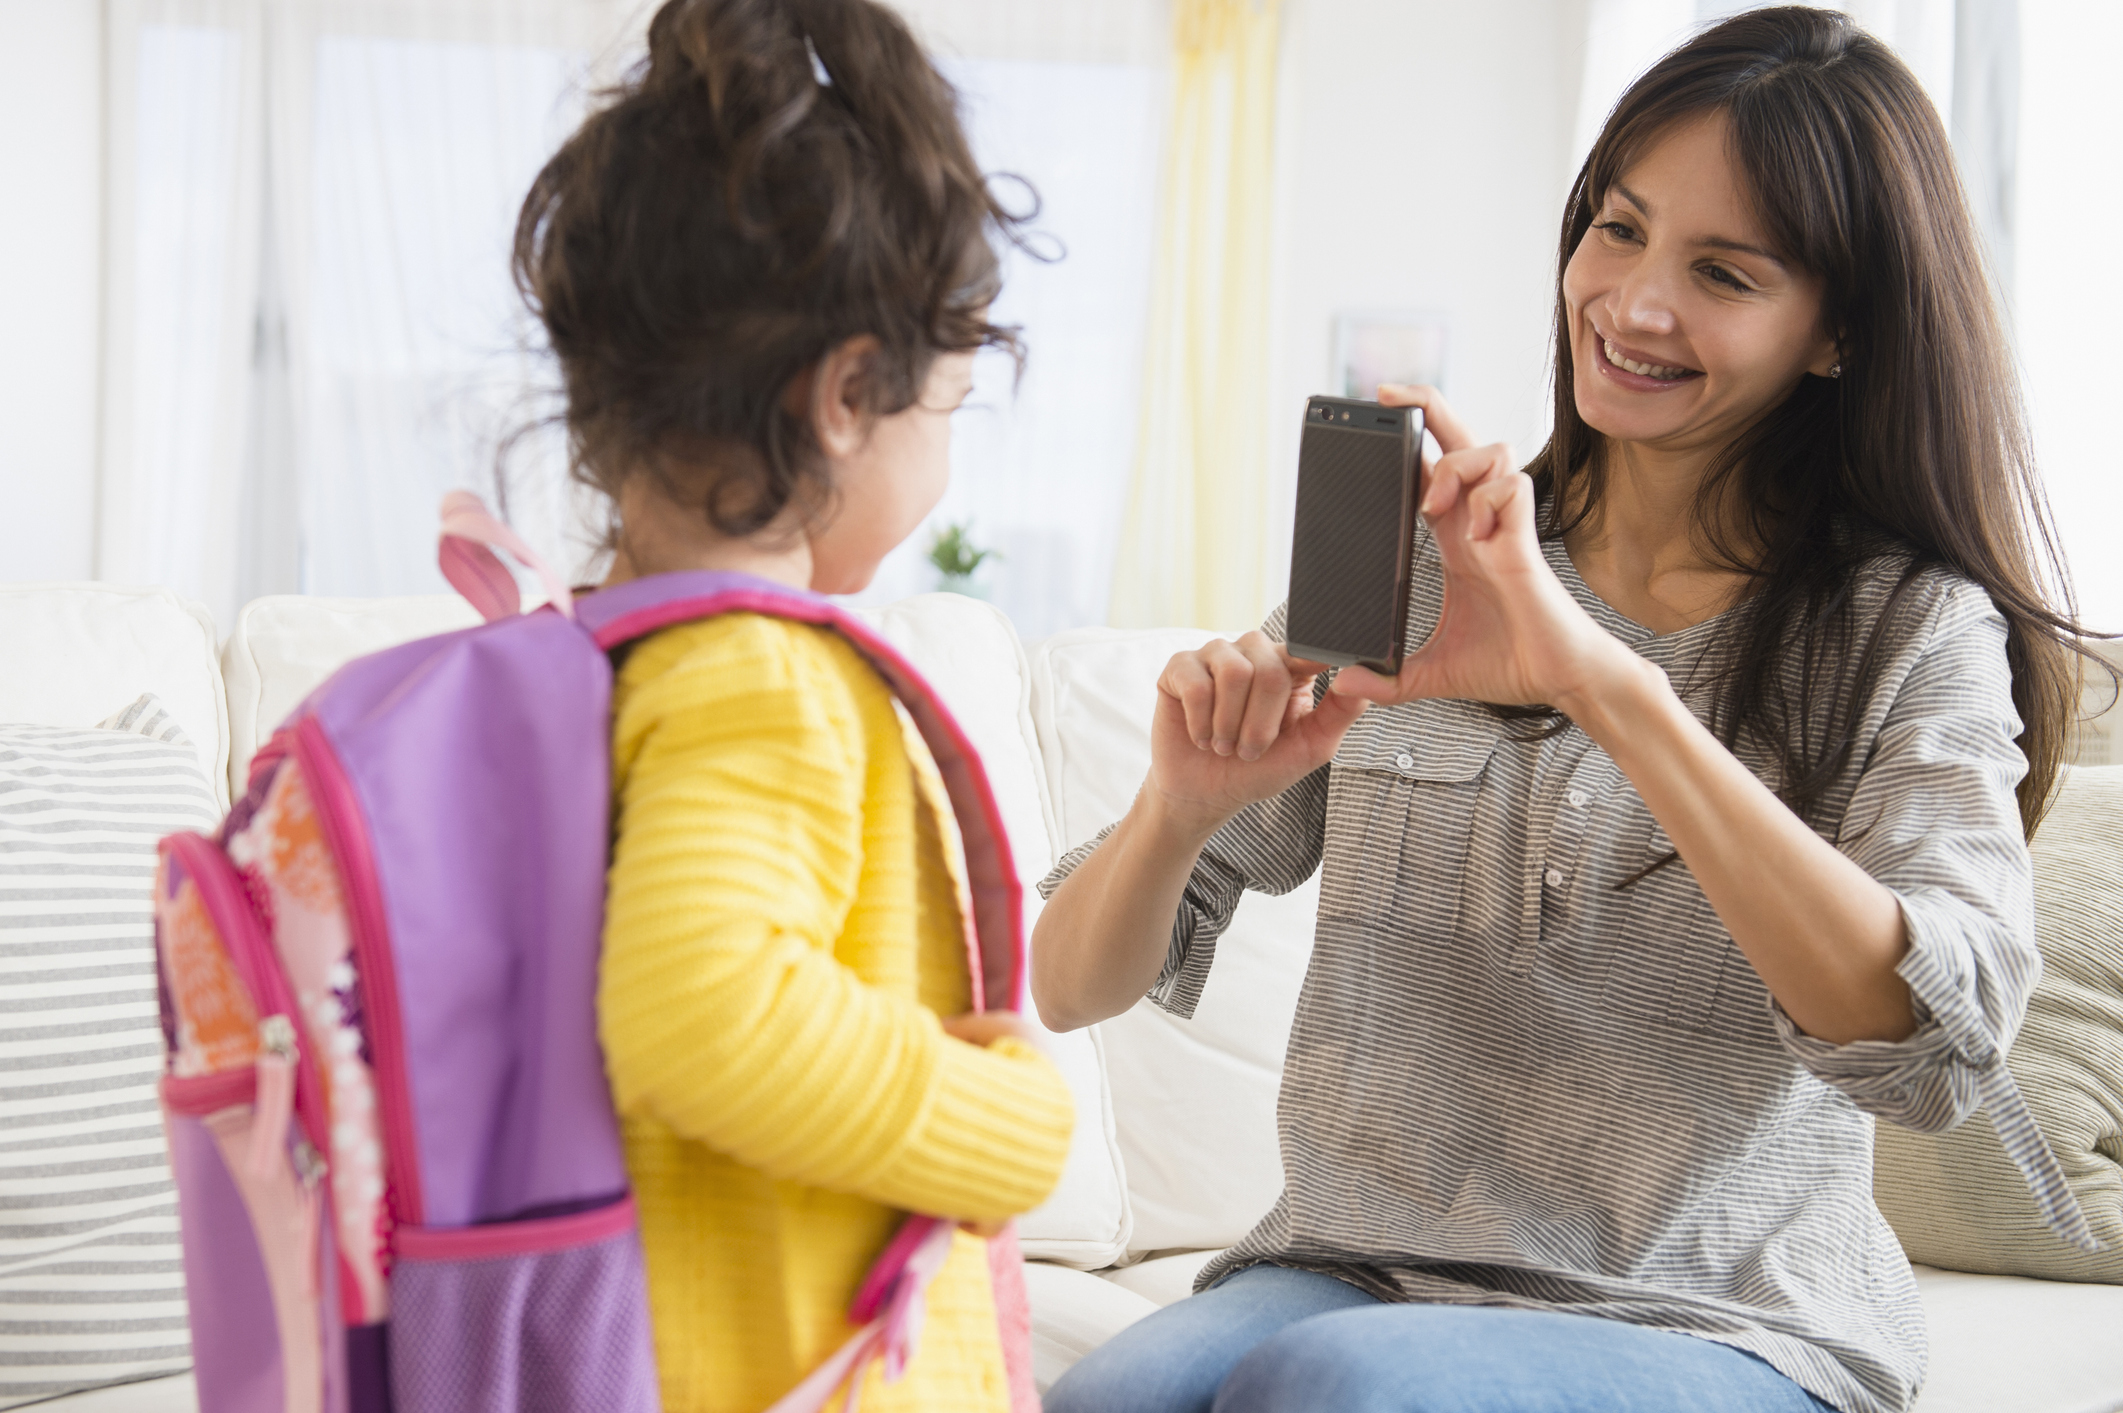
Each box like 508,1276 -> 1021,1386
1,696 -> 218,1408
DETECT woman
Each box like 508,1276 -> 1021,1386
1032,9 -> 2099,1413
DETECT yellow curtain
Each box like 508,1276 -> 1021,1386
1107,0 -> 1283,630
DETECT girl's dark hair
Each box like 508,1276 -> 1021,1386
513,0 -> 1025,540
1530,4 -> 2101,836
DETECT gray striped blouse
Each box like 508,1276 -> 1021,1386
1041,525 -> 2088,1413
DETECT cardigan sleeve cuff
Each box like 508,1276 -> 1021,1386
866,1034 -> 1075,1223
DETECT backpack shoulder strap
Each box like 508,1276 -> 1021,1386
575,572 -> 1025,1014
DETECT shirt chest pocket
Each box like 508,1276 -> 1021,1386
1603,814 -> 1770,1038
1319,700 -> 1499,944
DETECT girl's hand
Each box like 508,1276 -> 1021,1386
941,1011 -> 1043,1238
1149,634 -> 1367,835
941,1010 -> 1045,1050
1334,386 -> 1628,712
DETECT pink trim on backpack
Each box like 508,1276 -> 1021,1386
393,1198 -> 637,1264
290,719 -> 428,1230
763,1218 -> 959,1413
161,834 -> 330,1161
161,1068 -> 260,1117
438,490 -> 576,622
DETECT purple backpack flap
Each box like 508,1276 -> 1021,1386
152,494 -> 1038,1413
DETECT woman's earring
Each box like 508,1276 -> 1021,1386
1828,362 -> 1843,379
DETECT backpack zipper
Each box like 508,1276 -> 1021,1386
248,1014 -> 298,1180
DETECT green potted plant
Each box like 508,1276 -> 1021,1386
926,520 -> 999,599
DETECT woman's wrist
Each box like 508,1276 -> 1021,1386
1136,781 -> 1234,854
1550,639 -> 1674,746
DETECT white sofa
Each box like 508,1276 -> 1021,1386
5,581 -> 2120,1413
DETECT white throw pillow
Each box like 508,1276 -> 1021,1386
221,594 -> 484,794
0,585 -> 227,809
0,696 -> 220,1408
1030,627 -> 1315,1256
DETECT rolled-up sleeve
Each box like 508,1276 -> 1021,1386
1771,576 -> 2041,1133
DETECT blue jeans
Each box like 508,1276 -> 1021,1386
1045,1264 -> 1839,1413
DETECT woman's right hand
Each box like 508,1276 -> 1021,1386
1148,632 -> 1367,834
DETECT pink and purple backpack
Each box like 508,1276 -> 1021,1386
152,495 -> 1040,1413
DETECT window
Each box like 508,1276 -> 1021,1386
107,2 -> 1164,641
843,56 -> 1163,640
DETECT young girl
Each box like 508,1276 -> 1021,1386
510,2 -> 1073,1409
1037,8 -> 2096,1413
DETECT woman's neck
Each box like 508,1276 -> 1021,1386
1562,440 -> 1753,635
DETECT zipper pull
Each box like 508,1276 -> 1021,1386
291,1138 -> 326,1298
247,1014 -> 298,1181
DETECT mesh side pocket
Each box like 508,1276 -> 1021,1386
388,1219 -> 659,1413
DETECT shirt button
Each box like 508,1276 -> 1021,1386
1394,751 -> 1415,771
1544,867 -> 1566,888
1567,788 -> 1589,808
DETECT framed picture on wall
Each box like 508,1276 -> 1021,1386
1332,310 -> 1450,401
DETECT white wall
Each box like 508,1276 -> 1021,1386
0,1 -> 102,583
1263,0 -> 1582,595
2017,2 -> 2123,639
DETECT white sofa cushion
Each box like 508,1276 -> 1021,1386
220,589 -> 1133,1268
0,584 -> 226,808
1098,1248 -> 1220,1307
1909,1264 -> 2123,1412
1029,627 -> 1313,1255
1020,1261 -> 1159,1396
23,1376 -> 194,1411
221,594 -> 482,794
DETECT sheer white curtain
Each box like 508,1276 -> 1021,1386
840,2 -> 1168,641
102,0 -> 640,626
265,1 -> 632,601
838,52 -> 1165,640
103,0 -> 1164,639
100,0 -> 266,627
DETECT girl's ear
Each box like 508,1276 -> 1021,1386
809,335 -> 882,460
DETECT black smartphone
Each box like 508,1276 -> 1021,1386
1284,396 -> 1423,674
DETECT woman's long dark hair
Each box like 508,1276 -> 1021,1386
1530,5 -> 2098,836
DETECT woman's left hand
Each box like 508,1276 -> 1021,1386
1331,402 -> 1627,713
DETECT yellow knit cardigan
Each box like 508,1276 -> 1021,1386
598,613 -> 1074,1413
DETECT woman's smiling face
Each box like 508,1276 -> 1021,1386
1564,112 -> 1840,460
